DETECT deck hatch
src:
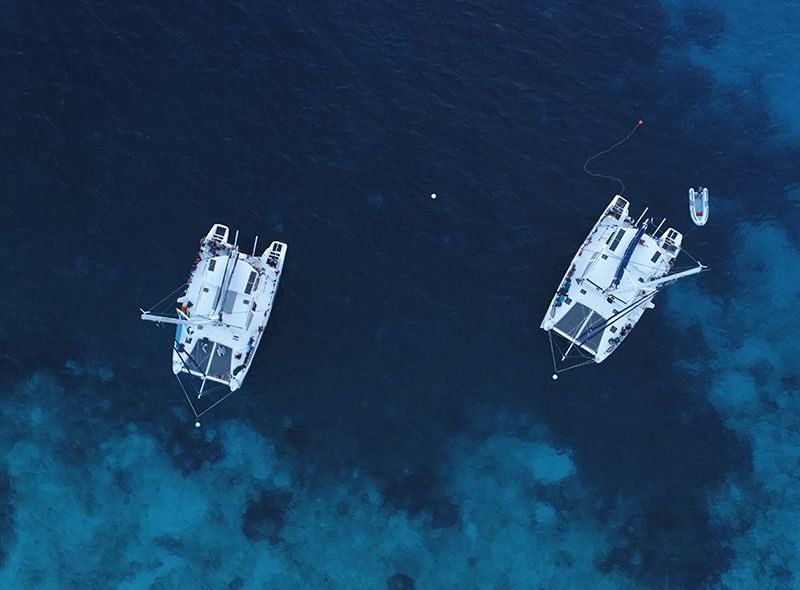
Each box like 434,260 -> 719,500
244,271 -> 258,294
609,229 -> 626,252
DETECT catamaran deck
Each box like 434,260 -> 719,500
541,195 -> 699,366
173,229 -> 285,390
142,223 -> 287,423
185,339 -> 233,382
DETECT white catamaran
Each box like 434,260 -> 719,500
142,224 -> 287,424
541,195 -> 705,377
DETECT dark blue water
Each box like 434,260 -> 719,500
2,1 -> 800,588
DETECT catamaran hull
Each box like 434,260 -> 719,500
541,195 -> 700,372
142,223 -> 288,420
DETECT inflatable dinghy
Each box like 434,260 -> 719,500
689,187 -> 709,226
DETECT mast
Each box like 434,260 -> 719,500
578,265 -> 706,347
576,288 -> 661,347
561,312 -> 596,360
140,310 -> 213,326
611,264 -> 706,295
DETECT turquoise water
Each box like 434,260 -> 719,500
2,0 -> 800,588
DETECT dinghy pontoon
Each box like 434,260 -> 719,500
689,187 -> 709,226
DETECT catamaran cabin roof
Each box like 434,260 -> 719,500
578,225 -> 666,308
193,255 -> 261,330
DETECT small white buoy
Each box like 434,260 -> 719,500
195,421 -> 201,428
552,374 -> 558,380
431,193 -> 437,199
